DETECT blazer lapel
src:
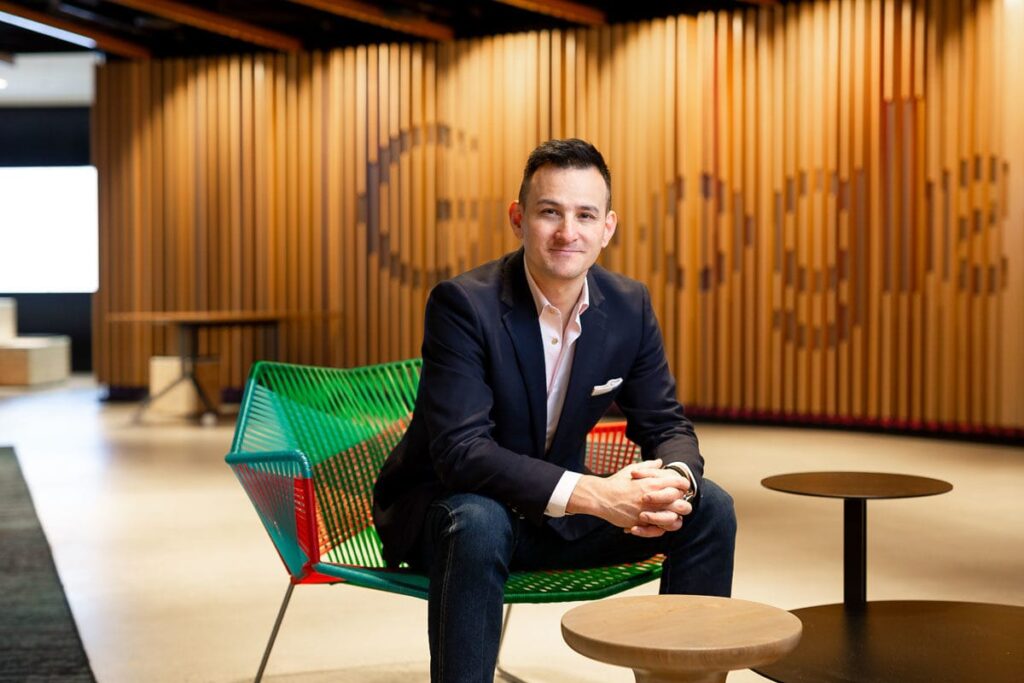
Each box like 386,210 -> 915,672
501,251 -> 548,458
547,270 -> 608,466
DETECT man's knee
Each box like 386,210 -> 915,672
695,479 -> 737,543
428,493 -> 515,563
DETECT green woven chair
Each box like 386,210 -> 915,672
226,359 -> 663,682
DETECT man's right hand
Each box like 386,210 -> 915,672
565,459 -> 693,534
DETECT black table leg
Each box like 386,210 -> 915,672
181,322 -> 219,416
133,322 -> 218,423
843,498 -> 867,605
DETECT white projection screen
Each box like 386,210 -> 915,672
0,166 -> 99,293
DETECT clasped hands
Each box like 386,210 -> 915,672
565,459 -> 693,538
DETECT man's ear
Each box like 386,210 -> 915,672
601,209 -> 618,247
508,200 -> 525,240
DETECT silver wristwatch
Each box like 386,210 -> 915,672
662,462 -> 697,502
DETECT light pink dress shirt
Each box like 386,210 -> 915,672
523,264 -> 696,519
523,262 -> 587,517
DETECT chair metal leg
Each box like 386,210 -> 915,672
495,604 -> 530,683
255,582 -> 295,683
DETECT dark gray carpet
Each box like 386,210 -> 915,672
0,447 -> 95,682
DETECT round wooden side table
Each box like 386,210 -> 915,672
761,471 -> 952,604
561,595 -> 802,683
753,600 -> 1024,683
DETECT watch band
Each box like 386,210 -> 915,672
662,462 -> 697,502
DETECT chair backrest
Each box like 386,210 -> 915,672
228,359 -> 641,580
228,359 -> 421,577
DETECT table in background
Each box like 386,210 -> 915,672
108,311 -> 283,423
754,471 -> 1018,683
761,471 -> 952,604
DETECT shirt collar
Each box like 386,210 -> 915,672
523,260 -> 590,320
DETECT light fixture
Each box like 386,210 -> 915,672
0,77 -> 7,90
0,10 -> 97,50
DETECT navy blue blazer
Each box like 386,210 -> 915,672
372,249 -> 703,568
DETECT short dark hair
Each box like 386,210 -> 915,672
517,138 -> 612,211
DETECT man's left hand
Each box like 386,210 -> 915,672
627,466 -> 693,537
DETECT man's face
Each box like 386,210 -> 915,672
508,165 -> 617,289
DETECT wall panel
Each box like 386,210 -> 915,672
94,0 -> 1022,434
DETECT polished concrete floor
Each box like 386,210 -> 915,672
1,377 -> 1022,682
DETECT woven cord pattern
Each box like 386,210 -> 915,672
228,360 -> 663,600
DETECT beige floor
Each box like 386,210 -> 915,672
2,377 -> 1022,683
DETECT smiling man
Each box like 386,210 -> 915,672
373,139 -> 736,683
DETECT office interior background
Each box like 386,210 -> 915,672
0,0 -> 1022,681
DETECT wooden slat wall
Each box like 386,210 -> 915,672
93,0 -> 1023,434
1003,0 -> 1024,433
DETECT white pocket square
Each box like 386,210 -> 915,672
590,378 -> 623,396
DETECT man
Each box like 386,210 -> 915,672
373,139 -> 736,682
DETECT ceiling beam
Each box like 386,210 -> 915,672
0,1 -> 150,58
289,0 -> 453,42
105,0 -> 302,52
493,0 -> 605,26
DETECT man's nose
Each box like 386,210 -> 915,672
555,219 -> 580,242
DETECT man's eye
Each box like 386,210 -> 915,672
579,213 -> 596,221
541,208 -> 558,216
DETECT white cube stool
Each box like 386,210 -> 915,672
0,335 -> 71,385
148,355 -> 220,417
0,298 -> 15,342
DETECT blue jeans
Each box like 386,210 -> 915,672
412,479 -> 737,683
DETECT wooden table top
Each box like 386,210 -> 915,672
561,595 -> 802,674
108,311 -> 286,325
761,472 -> 952,500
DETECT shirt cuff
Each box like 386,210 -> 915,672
663,462 -> 698,496
544,470 -> 583,517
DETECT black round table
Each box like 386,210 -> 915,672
761,471 -> 952,604
753,600 -> 1024,683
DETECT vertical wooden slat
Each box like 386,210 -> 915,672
716,12 -> 733,411
741,10 -> 757,412
810,0 -> 827,417
375,45 -> 389,363
1003,0 -> 1024,428
898,0 -> 913,424
770,6 -> 785,413
341,48 -> 356,366
399,43 -> 413,360
355,47 -> 368,365
825,0 -> 841,417
956,0 -> 972,425
796,3 -> 811,415
755,6 -> 773,412
909,0 -> 925,425
325,50 -> 342,366
923,0 -> 939,425
869,0 -> 883,421
387,43 -> 400,361
699,14 -> 714,407
310,53 -> 325,366
238,57 -> 254,368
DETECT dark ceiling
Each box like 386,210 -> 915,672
0,0 -> 765,60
